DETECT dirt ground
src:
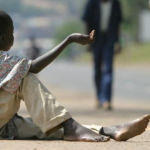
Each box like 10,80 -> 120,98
1,81 -> 150,150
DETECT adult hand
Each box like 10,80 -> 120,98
68,30 -> 95,45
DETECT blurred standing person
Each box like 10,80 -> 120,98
82,0 -> 123,110
26,36 -> 41,60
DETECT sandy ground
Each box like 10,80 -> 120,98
1,80 -> 150,150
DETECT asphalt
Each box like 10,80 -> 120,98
39,61 -> 150,101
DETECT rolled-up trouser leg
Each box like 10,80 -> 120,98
20,73 -> 72,134
14,116 -> 103,140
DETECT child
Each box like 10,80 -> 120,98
0,10 -> 149,142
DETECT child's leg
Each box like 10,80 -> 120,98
19,73 -> 109,142
14,73 -> 150,142
99,115 -> 150,141
14,114 -> 150,141
20,73 -> 71,133
13,115 -> 103,140
0,89 -> 21,128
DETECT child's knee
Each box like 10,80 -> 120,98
24,73 -> 38,82
22,73 -> 40,89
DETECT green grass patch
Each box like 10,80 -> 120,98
115,43 -> 150,66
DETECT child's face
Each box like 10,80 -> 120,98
3,22 -> 14,51
0,20 -> 14,51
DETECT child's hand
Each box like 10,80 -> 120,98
69,30 -> 95,45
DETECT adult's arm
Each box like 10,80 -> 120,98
82,0 -> 93,32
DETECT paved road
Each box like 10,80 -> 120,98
39,61 -> 150,102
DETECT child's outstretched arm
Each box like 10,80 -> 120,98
29,30 -> 95,73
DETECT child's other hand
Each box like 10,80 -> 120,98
69,30 -> 95,45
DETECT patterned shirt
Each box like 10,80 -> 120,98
0,51 -> 32,94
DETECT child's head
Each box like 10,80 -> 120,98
0,10 -> 14,51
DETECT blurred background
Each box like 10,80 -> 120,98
1,0 -> 150,123
1,0 -> 150,60
1,0 -> 150,62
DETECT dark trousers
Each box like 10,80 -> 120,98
92,36 -> 115,104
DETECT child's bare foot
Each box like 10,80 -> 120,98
100,114 -> 150,141
62,118 -> 110,142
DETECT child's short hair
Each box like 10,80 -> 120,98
0,10 -> 12,34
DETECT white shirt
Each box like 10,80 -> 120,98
100,1 -> 112,32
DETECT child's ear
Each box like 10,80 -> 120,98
0,34 -> 6,45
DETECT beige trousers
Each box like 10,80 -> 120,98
0,73 -> 102,140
